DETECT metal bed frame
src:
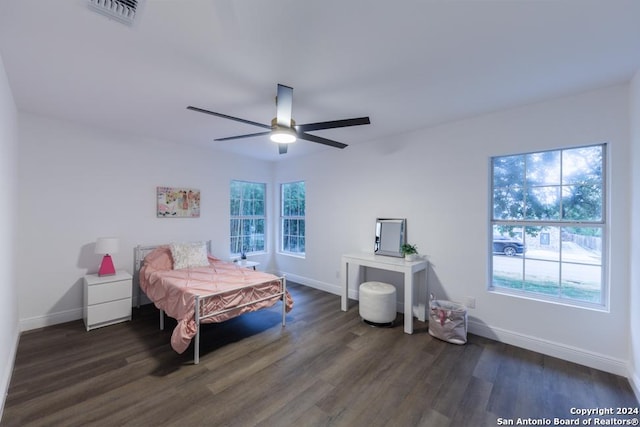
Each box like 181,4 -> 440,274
133,242 -> 287,364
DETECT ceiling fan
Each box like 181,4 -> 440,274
187,84 -> 371,154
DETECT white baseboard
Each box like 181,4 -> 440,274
1,325 -> 19,421
468,319 -> 629,377
280,272 -> 342,296
18,298 -> 152,331
19,308 -> 82,332
281,271 -> 633,378
628,366 -> 640,404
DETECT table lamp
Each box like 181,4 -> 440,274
95,237 -> 119,276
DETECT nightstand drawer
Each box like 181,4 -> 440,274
87,299 -> 131,326
87,280 -> 131,305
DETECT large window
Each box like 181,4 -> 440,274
490,144 -> 606,307
281,181 -> 305,256
230,180 -> 266,256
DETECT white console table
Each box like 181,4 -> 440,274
341,253 -> 428,334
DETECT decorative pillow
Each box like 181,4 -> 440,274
143,246 -> 173,271
170,242 -> 210,270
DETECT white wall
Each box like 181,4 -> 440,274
629,71 -> 640,397
10,83 -> 635,381
15,113 -> 274,329
274,84 -> 632,375
0,54 -> 19,417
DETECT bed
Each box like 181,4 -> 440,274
134,241 -> 293,364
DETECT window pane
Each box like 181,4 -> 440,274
492,224 -> 525,288
230,198 -> 240,216
562,145 -> 602,185
560,226 -> 602,303
230,235 -> 241,254
522,226 -> 561,297
526,151 -> 560,186
526,226 -> 560,261
281,182 -> 305,255
523,259 -> 560,296
230,181 -> 241,198
240,200 -> 249,216
561,264 -> 601,303
562,184 -> 602,221
254,200 -> 265,216
493,186 -> 525,220
491,253 -> 524,289
242,184 -> 251,199
230,180 -> 266,255
525,186 -> 560,220
493,155 -> 525,188
490,144 -> 606,307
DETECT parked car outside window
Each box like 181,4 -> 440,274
493,236 -> 526,256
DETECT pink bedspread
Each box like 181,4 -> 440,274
139,247 -> 293,354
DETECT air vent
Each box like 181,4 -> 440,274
88,0 -> 142,25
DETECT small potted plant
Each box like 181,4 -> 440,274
401,243 -> 419,261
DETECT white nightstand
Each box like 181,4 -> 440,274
236,260 -> 259,270
83,271 -> 133,331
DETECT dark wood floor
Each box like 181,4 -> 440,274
2,283 -> 637,427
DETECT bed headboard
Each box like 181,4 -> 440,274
133,240 -> 212,305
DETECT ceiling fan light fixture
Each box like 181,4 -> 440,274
270,127 -> 297,144
188,84 -> 370,155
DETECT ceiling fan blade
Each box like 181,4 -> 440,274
295,116 -> 370,132
278,143 -> 288,155
187,106 -> 271,130
298,132 -> 348,149
276,84 -> 293,127
215,131 -> 271,141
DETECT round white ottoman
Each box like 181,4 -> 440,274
359,281 -> 397,326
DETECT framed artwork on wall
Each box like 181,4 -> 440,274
157,187 -> 200,218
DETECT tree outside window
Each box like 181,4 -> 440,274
230,180 -> 266,256
281,181 -> 305,256
490,144 -> 606,307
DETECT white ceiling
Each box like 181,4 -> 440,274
1,0 -> 639,162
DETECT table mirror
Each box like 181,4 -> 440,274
374,218 -> 406,257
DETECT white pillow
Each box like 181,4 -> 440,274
170,242 -> 209,270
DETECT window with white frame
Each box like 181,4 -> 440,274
490,143 -> 606,307
281,181 -> 305,256
230,180 -> 266,256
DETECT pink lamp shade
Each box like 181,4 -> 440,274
95,237 -> 119,276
